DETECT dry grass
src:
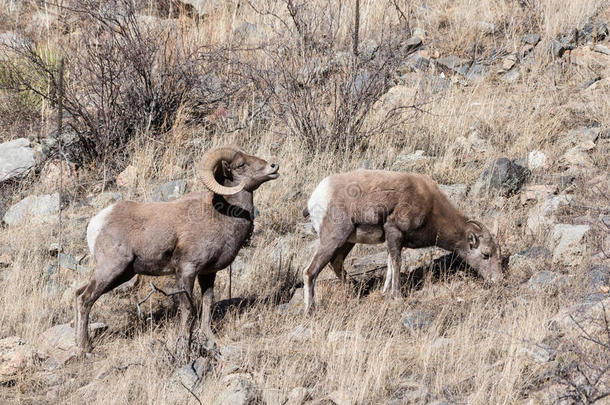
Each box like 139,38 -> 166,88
1,0 -> 609,403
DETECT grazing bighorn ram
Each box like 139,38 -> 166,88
303,170 -> 503,312
76,146 -> 279,354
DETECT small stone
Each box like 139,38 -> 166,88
0,246 -> 13,268
587,265 -> 609,292
551,39 -> 569,58
289,325 -> 312,341
0,336 -> 36,384
522,33 -> 541,45
527,150 -> 549,169
87,192 -> 122,209
285,387 -> 312,405
594,44 -> 610,55
328,389 -> 354,405
402,309 -> 432,332
392,150 -> 431,171
116,165 -> 137,187
404,36 -> 423,52
436,55 -> 470,71
359,39 -> 379,61
502,54 -> 517,70
477,21 -> 496,35
526,271 -> 570,293
214,373 -> 258,405
169,357 -> 211,390
551,224 -> 590,266
0,138 -> 36,183
503,69 -> 521,83
438,184 -> 468,202
517,343 -> 555,363
520,184 -> 558,205
151,179 -> 187,202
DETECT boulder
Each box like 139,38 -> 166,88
0,336 -> 36,384
3,193 -> 60,226
214,373 -> 258,405
550,297 -> 610,335
471,158 -> 530,197
509,246 -> 550,275
40,160 -> 83,192
550,224 -> 590,266
404,36 -> 423,52
151,179 -> 187,202
0,138 -> 36,182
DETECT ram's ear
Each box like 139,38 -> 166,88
469,232 -> 479,250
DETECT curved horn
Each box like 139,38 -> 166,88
466,220 -> 483,232
201,147 -> 245,195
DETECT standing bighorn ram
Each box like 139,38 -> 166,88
303,170 -> 503,312
76,146 -> 279,355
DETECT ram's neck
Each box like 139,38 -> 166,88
430,195 -> 469,252
212,178 -> 254,221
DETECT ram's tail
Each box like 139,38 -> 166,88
302,207 -> 310,218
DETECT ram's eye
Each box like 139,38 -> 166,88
482,253 -> 490,260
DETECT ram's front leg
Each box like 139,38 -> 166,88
175,268 -> 197,358
197,272 -> 217,351
384,222 -> 403,299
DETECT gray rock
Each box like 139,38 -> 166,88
85,192 -> 122,209
392,150 -> 430,171
550,224 -> 590,265
0,336 -> 36,384
526,194 -> 572,233
359,39 -> 379,61
586,265 -> 609,291
233,22 -> 265,46
404,36 -> 422,52
151,179 -> 187,202
477,21 -> 496,35
353,71 -> 372,94
517,343 -> 555,363
594,44 -> 610,55
389,380 -> 431,405
526,271 -> 570,293
437,55 -> 470,71
471,158 -> 530,197
550,297 -> 610,333
509,246 -> 550,274
285,387 -> 312,405
58,253 -> 86,272
582,21 -> 608,41
567,126 -> 601,144
289,325 -> 312,341
214,373 -> 258,405
328,389 -> 354,405
438,184 -> 468,202
37,323 -> 105,367
550,39 -> 572,58
357,159 -> 373,169
0,138 -> 36,183
169,357 -> 211,390
178,0 -> 220,15
402,309 -> 432,332
503,69 -> 521,83
527,150 -> 549,169
522,33 -> 541,45
3,193 -> 60,226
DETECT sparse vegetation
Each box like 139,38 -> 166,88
0,0 -> 609,404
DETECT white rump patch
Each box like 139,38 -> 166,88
86,203 -> 115,255
307,176 -> 331,234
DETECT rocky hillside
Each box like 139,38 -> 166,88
0,0 -> 609,404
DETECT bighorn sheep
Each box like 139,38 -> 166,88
76,146 -> 279,355
303,170 -> 503,312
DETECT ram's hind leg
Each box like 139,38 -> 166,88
329,242 -> 355,282
75,256 -> 134,355
304,221 -> 354,313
